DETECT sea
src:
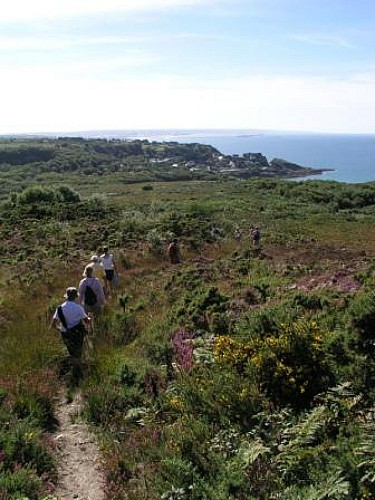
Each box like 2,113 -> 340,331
62,129 -> 375,184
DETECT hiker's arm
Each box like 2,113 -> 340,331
77,281 -> 85,305
83,315 -> 92,327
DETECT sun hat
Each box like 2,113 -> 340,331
64,287 -> 78,300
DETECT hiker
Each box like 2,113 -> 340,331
51,287 -> 91,360
99,246 -> 118,296
250,226 -> 261,248
168,238 -> 181,264
234,228 -> 242,242
78,266 -> 106,314
84,254 -> 106,281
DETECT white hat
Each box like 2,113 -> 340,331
91,255 -> 99,262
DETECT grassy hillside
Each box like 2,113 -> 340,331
0,143 -> 375,498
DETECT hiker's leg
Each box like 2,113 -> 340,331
105,270 -> 114,297
103,279 -> 109,298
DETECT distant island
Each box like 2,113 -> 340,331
0,137 -> 329,198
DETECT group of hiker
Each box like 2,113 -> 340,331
51,246 -> 117,361
51,225 -> 261,369
234,225 -> 261,248
167,225 -> 261,265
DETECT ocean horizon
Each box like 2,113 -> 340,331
12,129 -> 375,184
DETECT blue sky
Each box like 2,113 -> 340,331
1,0 -> 375,134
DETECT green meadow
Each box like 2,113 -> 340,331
1,138 -> 375,499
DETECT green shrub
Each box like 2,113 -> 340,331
84,383 -> 143,427
214,318 -> 333,408
12,391 -> 55,430
0,469 -> 42,500
164,365 -> 264,428
16,185 -> 57,204
348,292 -> 375,353
118,363 -> 138,387
292,291 -> 329,311
55,184 -> 80,202
110,311 -> 138,346
172,286 -> 229,333
0,420 -> 55,475
14,184 -> 80,205
146,228 -> 165,256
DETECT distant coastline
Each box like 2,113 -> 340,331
1,129 -> 374,183
0,135 -> 330,184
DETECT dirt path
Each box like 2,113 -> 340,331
53,391 -> 106,500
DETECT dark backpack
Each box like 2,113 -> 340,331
85,284 -> 97,306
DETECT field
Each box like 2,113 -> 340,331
1,138 -> 375,499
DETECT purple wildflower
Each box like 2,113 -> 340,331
172,329 -> 195,372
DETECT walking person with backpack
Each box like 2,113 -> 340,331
84,254 -> 107,297
78,266 -> 106,314
51,287 -> 92,381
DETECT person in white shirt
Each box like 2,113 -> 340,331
51,287 -> 91,359
78,266 -> 106,314
99,245 -> 118,296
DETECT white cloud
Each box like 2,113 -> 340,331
0,35 -> 146,51
3,52 -> 159,76
1,70 -> 375,134
288,33 -> 355,49
0,0 -> 227,22
0,32 -> 232,52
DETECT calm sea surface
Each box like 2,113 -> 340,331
82,129 -> 375,184
157,132 -> 375,184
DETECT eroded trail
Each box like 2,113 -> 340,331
53,391 -> 106,500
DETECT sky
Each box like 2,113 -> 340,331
1,0 -> 375,135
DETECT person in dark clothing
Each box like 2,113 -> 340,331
250,226 -> 261,248
168,238 -> 182,264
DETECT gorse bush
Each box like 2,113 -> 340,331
172,286 -> 230,333
214,318 -> 333,408
291,291 -> 330,311
348,291 -> 375,353
346,291 -> 375,396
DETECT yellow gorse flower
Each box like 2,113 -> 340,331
169,397 -> 184,412
213,335 -> 253,365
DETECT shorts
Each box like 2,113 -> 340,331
105,269 -> 115,281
